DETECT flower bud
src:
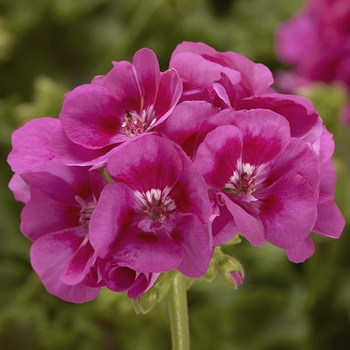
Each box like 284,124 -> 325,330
200,255 -> 218,282
132,287 -> 159,314
153,272 -> 171,301
218,254 -> 244,289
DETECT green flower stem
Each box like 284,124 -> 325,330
167,272 -> 190,350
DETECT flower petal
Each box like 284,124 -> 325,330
158,100 -> 219,157
285,236 -> 315,263
193,125 -> 243,188
89,182 -> 139,258
132,48 -> 160,109
172,213 -> 212,278
113,227 -> 183,273
230,109 -> 291,165
237,94 -> 321,139
8,173 -> 30,204
30,228 -> 100,303
266,138 -> 319,194
51,126 -> 114,167
60,239 -> 96,286
107,134 -> 182,192
169,142 -> 212,222
128,273 -> 159,300
211,202 -> 239,246
20,189 -> 80,241
170,52 -> 241,90
312,200 -> 345,238
104,60 -> 141,112
103,264 -> 137,292
258,171 -> 317,249
152,68 -> 183,127
171,41 -> 273,96
8,117 -> 59,173
59,84 -> 126,149
21,160 -> 94,204
222,193 -> 265,246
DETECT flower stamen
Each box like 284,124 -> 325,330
134,187 -> 176,223
225,162 -> 257,197
75,195 -> 97,228
122,106 -> 156,137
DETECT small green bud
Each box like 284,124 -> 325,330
201,254 -> 218,282
218,254 -> 244,289
223,234 -> 242,246
153,272 -> 171,301
131,287 -> 158,314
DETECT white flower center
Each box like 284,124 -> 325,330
225,162 -> 258,197
75,195 -> 96,228
122,105 -> 156,137
134,187 -> 176,222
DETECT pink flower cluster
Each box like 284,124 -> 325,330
8,42 -> 345,303
276,0 -> 350,89
275,0 -> 350,121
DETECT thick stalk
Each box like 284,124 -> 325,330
167,272 -> 190,350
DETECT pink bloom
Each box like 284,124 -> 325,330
52,48 -> 183,167
228,90 -> 345,250
89,134 -> 213,278
19,160 -> 107,303
170,41 -> 274,107
194,108 -> 320,259
7,42 -> 346,304
276,0 -> 350,90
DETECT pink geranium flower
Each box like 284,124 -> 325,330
170,41 -> 274,106
20,160 -> 107,303
89,134 -> 213,278
276,0 -> 350,90
194,108 -> 320,261
7,42 -> 346,304
52,48 -> 183,167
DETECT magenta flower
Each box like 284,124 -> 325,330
276,0 -> 350,90
52,48 -> 183,167
170,41 -> 274,106
7,42 -> 346,307
19,160 -> 107,303
194,108 -> 320,260
89,134 -> 213,278
232,93 -> 345,250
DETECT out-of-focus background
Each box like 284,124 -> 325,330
1,0 -> 350,349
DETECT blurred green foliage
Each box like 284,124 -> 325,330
1,0 -> 350,349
